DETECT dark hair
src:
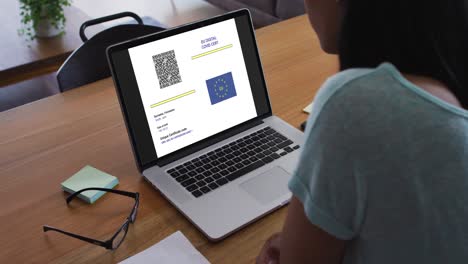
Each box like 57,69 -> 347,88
338,0 -> 468,107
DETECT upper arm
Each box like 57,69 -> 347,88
279,73 -> 374,263
279,196 -> 346,264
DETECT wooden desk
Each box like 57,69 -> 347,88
0,15 -> 337,263
0,1 -> 94,87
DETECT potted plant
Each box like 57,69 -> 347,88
19,0 -> 72,39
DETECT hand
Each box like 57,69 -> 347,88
256,232 -> 281,264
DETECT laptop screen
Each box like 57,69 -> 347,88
108,10 -> 271,170
129,18 -> 256,158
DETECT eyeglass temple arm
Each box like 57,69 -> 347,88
66,188 -> 138,204
43,225 -> 109,248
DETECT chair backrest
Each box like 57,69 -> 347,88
57,12 -> 164,92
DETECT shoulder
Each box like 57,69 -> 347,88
311,63 -> 398,121
307,64 -> 401,135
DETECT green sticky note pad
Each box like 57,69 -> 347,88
61,165 -> 119,204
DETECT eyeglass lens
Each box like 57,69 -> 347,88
112,223 -> 129,249
130,200 -> 139,222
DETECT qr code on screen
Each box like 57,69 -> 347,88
152,50 -> 182,89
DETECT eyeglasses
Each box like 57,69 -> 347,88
43,188 -> 139,250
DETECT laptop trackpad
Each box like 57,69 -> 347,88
240,166 -> 291,205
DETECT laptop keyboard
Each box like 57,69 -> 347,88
166,126 -> 300,198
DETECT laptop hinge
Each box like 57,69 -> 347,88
153,118 -> 265,168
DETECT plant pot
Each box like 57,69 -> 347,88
34,19 -> 62,38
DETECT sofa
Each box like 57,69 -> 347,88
206,0 -> 305,28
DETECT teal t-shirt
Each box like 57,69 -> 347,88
289,63 -> 468,263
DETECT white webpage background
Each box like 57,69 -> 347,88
129,19 -> 257,157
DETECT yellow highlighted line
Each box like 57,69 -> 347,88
150,90 -> 195,108
191,44 -> 233,60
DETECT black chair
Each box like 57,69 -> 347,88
56,12 -> 165,92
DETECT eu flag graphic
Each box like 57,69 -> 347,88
206,72 -> 237,105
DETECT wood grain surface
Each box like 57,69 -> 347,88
0,15 -> 338,263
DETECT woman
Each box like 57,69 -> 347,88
257,0 -> 468,263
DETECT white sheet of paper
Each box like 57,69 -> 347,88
303,102 -> 314,114
119,231 -> 210,264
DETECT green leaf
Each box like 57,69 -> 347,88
17,0 -> 72,40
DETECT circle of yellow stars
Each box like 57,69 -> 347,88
213,78 -> 229,99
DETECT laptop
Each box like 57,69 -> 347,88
107,9 -> 304,241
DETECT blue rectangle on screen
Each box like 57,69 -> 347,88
206,72 -> 237,105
